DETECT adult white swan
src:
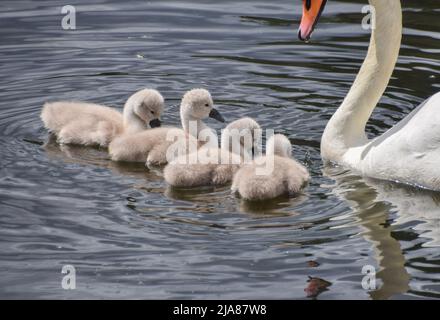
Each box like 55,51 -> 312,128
298,0 -> 440,190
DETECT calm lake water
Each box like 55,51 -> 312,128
0,0 -> 439,299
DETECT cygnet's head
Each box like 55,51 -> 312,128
221,117 -> 261,158
266,134 -> 292,158
181,88 -> 225,123
125,88 -> 164,128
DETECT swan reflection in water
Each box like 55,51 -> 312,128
324,165 -> 440,299
43,134 -> 163,180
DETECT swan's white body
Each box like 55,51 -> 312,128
41,89 -> 164,147
321,0 -> 440,190
164,117 -> 260,187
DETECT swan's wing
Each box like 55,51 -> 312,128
399,92 -> 440,153
361,92 -> 440,188
369,92 -> 440,154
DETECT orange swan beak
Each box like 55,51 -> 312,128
298,0 -> 328,42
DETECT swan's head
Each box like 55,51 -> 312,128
267,134 -> 292,158
181,88 -> 225,123
126,88 -> 164,128
221,117 -> 261,158
298,0 -> 328,42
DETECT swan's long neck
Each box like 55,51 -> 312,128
220,129 -> 246,158
321,0 -> 402,161
123,104 -> 146,134
180,106 -> 208,138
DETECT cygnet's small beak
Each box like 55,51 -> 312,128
209,108 -> 225,123
149,118 -> 161,128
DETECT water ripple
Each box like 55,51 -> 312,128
0,0 -> 439,299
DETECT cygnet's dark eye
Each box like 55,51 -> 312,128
150,110 -> 155,115
205,103 -> 210,107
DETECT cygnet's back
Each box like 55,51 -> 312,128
41,88 -> 164,147
231,134 -> 309,201
164,117 -> 261,187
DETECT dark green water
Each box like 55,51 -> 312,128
0,0 -> 439,299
